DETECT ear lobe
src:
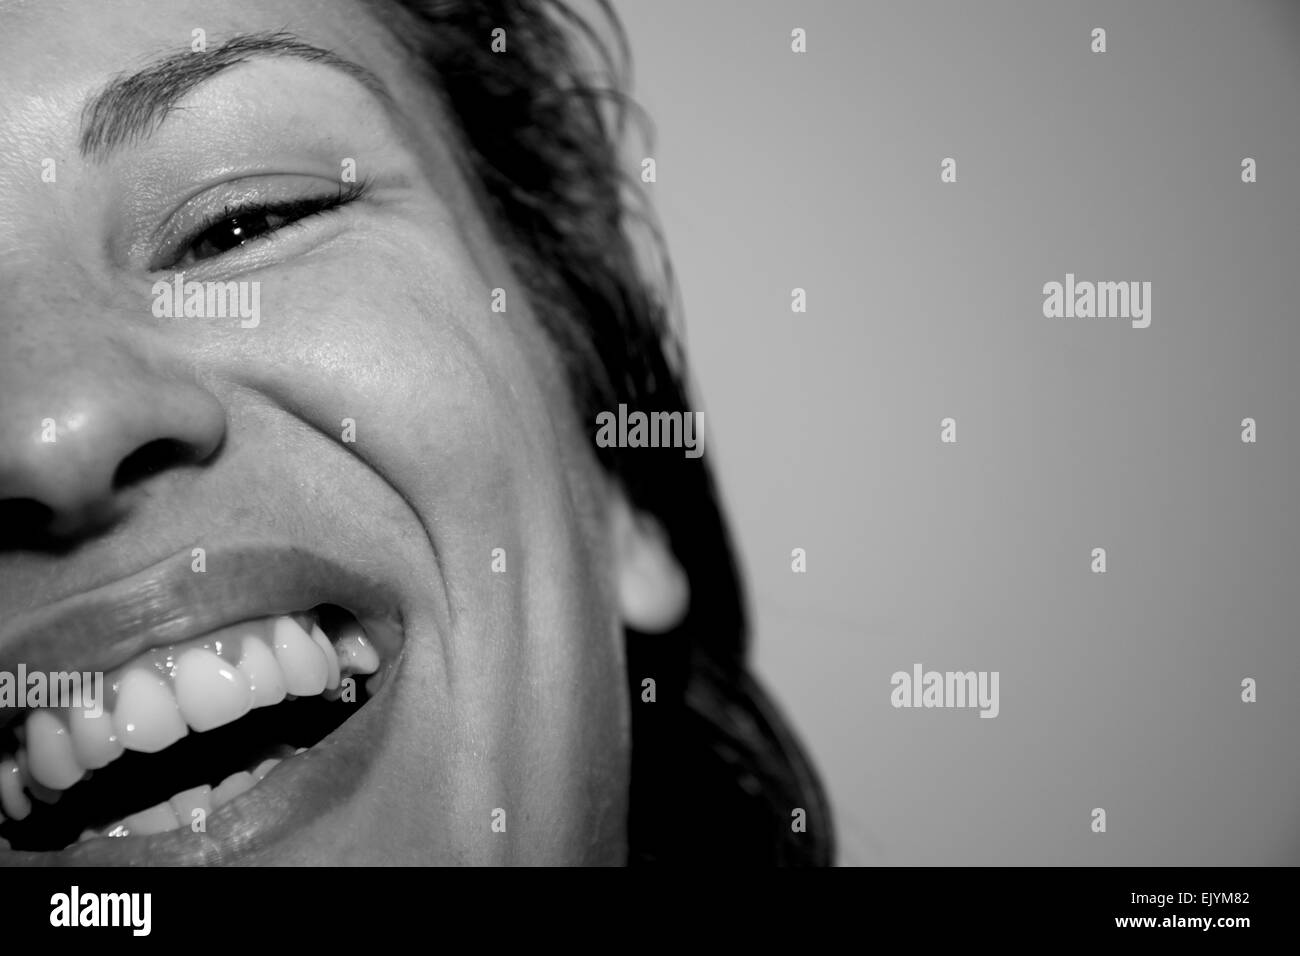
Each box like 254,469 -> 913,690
611,492 -> 689,633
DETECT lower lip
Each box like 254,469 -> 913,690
0,637 -> 405,866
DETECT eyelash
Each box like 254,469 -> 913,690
168,180 -> 371,268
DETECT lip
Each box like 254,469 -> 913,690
0,543 -> 404,680
0,542 -> 408,865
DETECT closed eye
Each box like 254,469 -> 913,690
164,181 -> 370,269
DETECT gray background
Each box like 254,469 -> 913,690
617,0 -> 1300,864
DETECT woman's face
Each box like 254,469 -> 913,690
0,0 -> 683,864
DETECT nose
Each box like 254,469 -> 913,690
0,341 -> 226,543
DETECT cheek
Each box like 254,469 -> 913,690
313,223 -> 630,845
217,212 -> 628,760
227,218 -> 559,483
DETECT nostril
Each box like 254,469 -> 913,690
112,438 -> 195,491
0,498 -> 57,547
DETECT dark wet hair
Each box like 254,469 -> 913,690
378,0 -> 833,865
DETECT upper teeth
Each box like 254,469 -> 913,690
0,611 -> 380,824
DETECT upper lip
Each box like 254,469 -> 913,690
0,542 -> 404,681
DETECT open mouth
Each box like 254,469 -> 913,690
0,604 -> 391,853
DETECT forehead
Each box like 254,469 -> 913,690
1,0 -> 394,69
0,0 -> 485,215
0,0 -> 414,139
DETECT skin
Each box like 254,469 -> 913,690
0,0 -> 688,864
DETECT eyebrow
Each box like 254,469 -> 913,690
79,30 -> 391,161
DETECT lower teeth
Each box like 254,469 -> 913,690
83,747 -> 310,842
3,678 -> 370,852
